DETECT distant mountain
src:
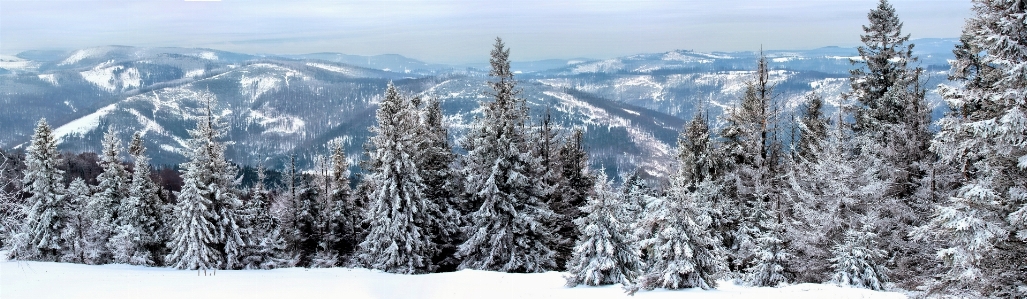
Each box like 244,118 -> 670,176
0,38 -> 958,177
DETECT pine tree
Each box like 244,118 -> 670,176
830,227 -> 890,291
632,114 -> 727,293
718,53 -> 786,274
564,171 -> 642,287
414,96 -> 462,270
166,93 -> 245,270
61,177 -> 92,263
8,119 -> 66,261
456,38 -> 558,273
86,128 -> 128,263
552,129 -> 594,270
241,161 -> 289,269
919,1 -> 1027,296
110,132 -> 163,265
354,82 -> 439,274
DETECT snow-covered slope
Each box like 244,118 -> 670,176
0,258 -> 907,299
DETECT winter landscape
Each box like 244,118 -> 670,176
2,0 -> 1025,298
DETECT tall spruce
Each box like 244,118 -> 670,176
328,141 -> 358,261
718,53 -> 787,275
552,129 -> 594,270
414,96 -> 462,269
456,38 -> 558,273
86,128 -> 129,263
354,82 -> 439,274
61,177 -> 92,263
241,162 -> 290,269
919,0 -> 1027,297
110,132 -> 164,265
8,119 -> 66,261
166,93 -> 245,270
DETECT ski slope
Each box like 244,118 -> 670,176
1,255 -> 907,299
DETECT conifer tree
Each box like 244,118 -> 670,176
354,82 -> 439,274
456,38 -> 558,273
110,132 -> 163,265
552,129 -> 594,270
830,227 -> 890,291
718,53 -> 786,274
414,97 -> 462,269
794,93 -> 829,164
167,93 -> 245,270
86,128 -> 128,263
565,171 -> 642,287
8,119 -> 66,261
61,177 -> 92,263
327,141 -> 358,260
920,1 -> 1027,296
241,162 -> 290,269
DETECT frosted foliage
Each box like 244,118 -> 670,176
9,119 -> 66,261
922,0 -> 1027,296
456,38 -> 558,273
355,82 -> 439,274
167,94 -> 244,270
830,229 -> 889,291
564,172 -> 642,287
632,181 -> 725,293
60,178 -> 91,263
111,133 -> 163,265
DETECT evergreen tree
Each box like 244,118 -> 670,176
327,141 -> 358,261
241,162 -> 290,269
920,1 -> 1027,296
830,227 -> 890,291
844,0 -> 933,284
166,94 -> 245,270
794,93 -> 829,163
552,129 -> 594,270
354,82 -> 439,274
86,128 -> 128,263
61,177 -> 91,263
565,171 -> 642,287
110,132 -> 163,265
456,38 -> 558,273
8,119 -> 66,261
414,96 -> 462,270
718,53 -> 786,274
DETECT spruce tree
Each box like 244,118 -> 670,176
552,129 -> 594,270
830,227 -> 890,291
110,132 -> 163,265
456,38 -> 558,273
166,94 -> 245,270
86,128 -> 128,263
920,1 -> 1027,296
414,96 -> 462,269
354,82 -> 439,274
241,162 -> 291,269
794,93 -> 829,164
327,141 -> 358,261
564,171 -> 642,287
9,119 -> 66,261
61,177 -> 92,263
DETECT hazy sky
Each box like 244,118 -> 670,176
1,0 -> 972,64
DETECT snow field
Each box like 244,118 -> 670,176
1,258 -> 907,299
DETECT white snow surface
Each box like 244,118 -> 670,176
52,103 -> 118,143
0,257 -> 907,299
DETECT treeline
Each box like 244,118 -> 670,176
1,1 -> 1025,298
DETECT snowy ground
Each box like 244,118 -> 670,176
1,254 -> 907,299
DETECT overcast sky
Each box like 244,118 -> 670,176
1,0 -> 972,64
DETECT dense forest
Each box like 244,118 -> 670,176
1,0 -> 1025,298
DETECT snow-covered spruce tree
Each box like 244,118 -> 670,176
631,114 -> 727,293
784,118 -> 893,284
745,202 -> 791,287
793,93 -> 829,164
414,96 -> 462,270
830,227 -> 890,291
844,1 -> 933,283
552,129 -> 594,270
60,177 -> 92,263
918,1 -> 1027,296
456,38 -> 558,273
354,82 -> 440,274
110,132 -> 164,265
241,162 -> 290,269
565,171 -> 642,287
85,128 -> 128,264
326,141 -> 358,261
0,150 -> 24,249
620,170 -> 655,237
718,53 -> 787,275
166,94 -> 245,270
8,119 -> 66,261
